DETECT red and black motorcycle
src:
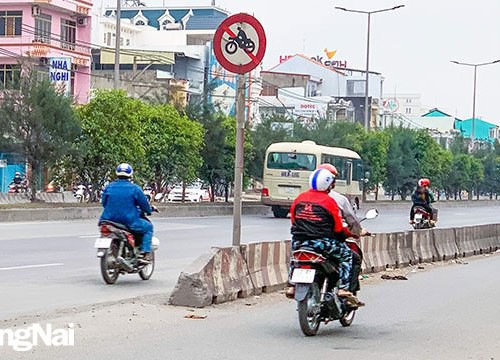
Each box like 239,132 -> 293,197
412,206 -> 436,230
290,209 -> 378,336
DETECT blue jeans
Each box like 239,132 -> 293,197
130,219 -> 153,253
291,238 -> 353,290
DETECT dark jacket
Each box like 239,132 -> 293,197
99,179 -> 152,228
290,189 -> 344,241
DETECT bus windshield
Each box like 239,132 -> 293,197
266,152 -> 317,171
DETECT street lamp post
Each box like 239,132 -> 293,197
335,5 -> 404,130
450,60 -> 500,145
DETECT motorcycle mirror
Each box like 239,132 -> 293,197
365,208 -> 379,220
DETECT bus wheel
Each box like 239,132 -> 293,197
272,206 -> 289,218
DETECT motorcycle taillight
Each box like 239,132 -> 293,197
261,188 -> 269,197
100,225 -> 111,236
293,251 -> 325,263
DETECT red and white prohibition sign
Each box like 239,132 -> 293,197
213,13 -> 267,74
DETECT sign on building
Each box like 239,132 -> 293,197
49,57 -> 71,95
293,103 -> 319,117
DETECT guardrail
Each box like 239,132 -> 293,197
169,224 -> 500,308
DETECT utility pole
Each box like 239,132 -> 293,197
113,0 -> 122,89
232,73 -> 246,246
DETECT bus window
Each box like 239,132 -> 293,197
353,159 -> 363,181
267,152 -> 316,171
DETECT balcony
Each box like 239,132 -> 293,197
0,35 -> 91,66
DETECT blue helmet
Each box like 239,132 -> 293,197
115,163 -> 133,178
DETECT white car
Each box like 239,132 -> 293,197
167,185 -> 210,202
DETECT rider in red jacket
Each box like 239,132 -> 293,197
287,168 -> 364,307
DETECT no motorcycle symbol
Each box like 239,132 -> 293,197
214,13 -> 267,74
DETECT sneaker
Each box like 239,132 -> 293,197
285,286 -> 295,299
337,289 -> 354,298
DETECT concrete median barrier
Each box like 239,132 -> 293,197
169,246 -> 253,308
0,203 -> 270,222
394,231 -> 417,267
471,224 -> 498,254
409,229 -> 439,263
454,226 -> 478,257
361,233 -> 396,273
243,241 -> 290,294
432,228 -> 459,261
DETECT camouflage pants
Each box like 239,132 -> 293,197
290,238 -> 353,290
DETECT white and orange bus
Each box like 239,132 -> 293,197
261,140 -> 364,218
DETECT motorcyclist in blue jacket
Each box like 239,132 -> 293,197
99,163 -> 155,262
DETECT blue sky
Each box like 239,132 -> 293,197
100,0 -> 500,123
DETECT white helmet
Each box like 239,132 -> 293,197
115,163 -> 133,178
309,168 -> 335,192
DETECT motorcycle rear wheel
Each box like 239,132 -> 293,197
297,282 -> 321,336
100,243 -> 120,285
139,251 -> 155,280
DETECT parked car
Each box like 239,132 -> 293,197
167,184 -> 210,202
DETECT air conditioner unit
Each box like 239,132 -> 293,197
76,17 -> 88,27
32,5 -> 41,17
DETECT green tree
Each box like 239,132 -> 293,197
0,67 -> 80,201
140,104 -> 203,190
72,90 -> 145,198
360,131 -> 388,200
383,127 -> 418,200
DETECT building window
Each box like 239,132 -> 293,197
135,20 -> 145,26
405,107 -> 412,114
162,20 -> 171,30
106,32 -> 111,46
0,11 -> 22,37
70,64 -> 76,96
126,39 -> 130,46
120,37 -> 123,46
406,98 -> 412,103
0,64 -> 21,89
60,19 -> 76,50
35,13 -> 51,43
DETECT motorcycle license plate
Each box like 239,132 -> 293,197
94,238 -> 112,249
291,268 -> 316,283
415,213 -> 423,220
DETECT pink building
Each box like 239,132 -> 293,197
0,0 -> 92,103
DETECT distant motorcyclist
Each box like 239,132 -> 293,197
410,178 -> 436,224
99,163 -> 155,263
12,172 -> 23,185
287,168 -> 363,307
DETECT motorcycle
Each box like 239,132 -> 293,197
74,185 -> 90,203
290,208 -> 379,336
412,206 -> 436,230
143,186 -> 155,202
94,210 -> 160,285
225,30 -> 255,55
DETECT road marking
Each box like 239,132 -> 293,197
0,263 -> 64,271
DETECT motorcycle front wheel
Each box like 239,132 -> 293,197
139,251 -> 155,280
297,282 -> 321,336
225,41 -> 238,54
100,242 -> 120,284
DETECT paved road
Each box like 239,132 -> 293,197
2,254 -> 499,360
1,204 -> 499,320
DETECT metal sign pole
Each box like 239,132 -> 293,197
232,73 -> 246,246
